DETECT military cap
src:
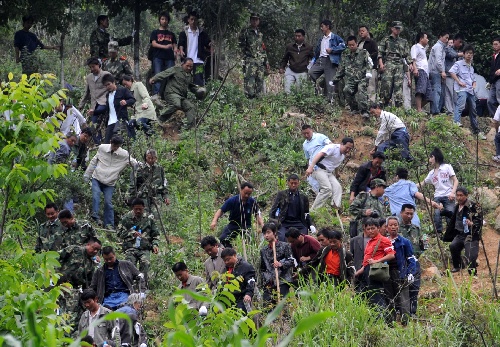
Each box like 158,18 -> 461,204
250,13 -> 260,18
370,178 -> 387,188
108,40 -> 119,53
391,21 -> 403,29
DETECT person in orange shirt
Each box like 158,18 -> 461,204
302,228 -> 354,285
354,217 -> 395,314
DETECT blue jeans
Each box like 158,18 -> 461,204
495,132 -> 500,155
430,73 -> 444,114
487,79 -> 500,116
376,128 -> 412,160
454,91 -> 479,133
153,58 -> 175,94
433,196 -> 455,233
92,178 -> 115,227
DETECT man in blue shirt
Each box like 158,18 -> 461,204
210,182 -> 263,248
14,15 -> 59,75
449,45 -> 485,139
301,124 -> 331,193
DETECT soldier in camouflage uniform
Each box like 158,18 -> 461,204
334,36 -> 373,118
90,15 -> 132,59
58,209 -> 98,247
149,58 -> 205,127
349,179 -> 388,235
102,41 -> 133,84
239,13 -> 270,99
129,149 -> 169,216
57,237 -> 101,331
117,198 -> 159,287
35,203 -> 65,253
377,21 -> 411,107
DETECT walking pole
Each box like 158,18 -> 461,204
241,228 -> 248,262
335,208 -> 344,234
272,241 -> 281,302
151,198 -> 170,244
494,241 -> 500,296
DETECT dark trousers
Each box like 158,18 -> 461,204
377,128 -> 411,160
90,104 -> 107,145
449,234 -> 479,274
263,283 -> 290,307
193,63 -> 205,86
278,221 -> 308,241
129,118 -> 153,137
220,225 -> 249,248
363,265 -> 390,322
409,263 -> 421,315
495,132 -> 500,156
384,268 -> 410,324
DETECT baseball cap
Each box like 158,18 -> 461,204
370,178 -> 387,188
391,21 -> 403,29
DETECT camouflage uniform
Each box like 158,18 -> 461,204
63,220 -> 98,247
103,56 -> 133,83
58,245 -> 97,330
35,219 -> 65,253
378,35 -> 411,107
239,27 -> 269,98
334,48 -> 372,114
152,66 -> 198,126
400,223 -> 423,258
89,28 -> 132,59
19,47 -> 41,76
129,162 -> 168,216
117,211 -> 159,286
349,191 -> 387,235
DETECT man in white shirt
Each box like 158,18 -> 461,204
411,32 -> 432,112
428,31 -> 449,114
84,135 -> 138,228
369,104 -> 412,161
305,137 -> 354,210
301,124 -> 332,193
178,11 -> 212,86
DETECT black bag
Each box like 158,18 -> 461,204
147,44 -> 154,61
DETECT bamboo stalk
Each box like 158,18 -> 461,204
272,241 -> 281,302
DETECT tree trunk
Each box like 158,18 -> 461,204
133,0 -> 141,80
60,32 -> 65,87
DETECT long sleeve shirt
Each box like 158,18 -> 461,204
85,144 -> 138,186
375,111 -> 406,145
428,40 -> 446,74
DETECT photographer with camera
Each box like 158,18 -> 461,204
349,178 -> 388,237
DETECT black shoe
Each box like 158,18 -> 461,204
450,268 -> 460,273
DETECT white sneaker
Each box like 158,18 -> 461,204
492,155 -> 500,163
477,132 -> 486,140
453,122 -> 463,127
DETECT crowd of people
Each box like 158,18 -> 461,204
12,9 -> 498,347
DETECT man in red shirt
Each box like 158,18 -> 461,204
285,227 -> 321,269
354,217 -> 395,313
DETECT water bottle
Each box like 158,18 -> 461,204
135,229 -> 142,248
463,217 -> 469,233
92,256 -> 101,268
275,208 -> 280,218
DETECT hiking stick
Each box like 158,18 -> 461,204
335,208 -> 344,234
494,241 -> 500,296
272,241 -> 281,302
241,228 -> 248,262
151,198 -> 170,244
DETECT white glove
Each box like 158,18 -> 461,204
139,292 -> 146,300
310,225 -> 317,234
328,81 -> 335,86
366,72 -> 373,79
407,273 -> 415,284
486,83 -> 491,90
199,305 -> 208,316
139,344 -> 147,347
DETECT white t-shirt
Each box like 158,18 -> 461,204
187,28 -> 203,64
107,91 -> 117,125
410,43 -> 429,74
320,33 -> 331,57
319,143 -> 344,172
424,163 -> 456,198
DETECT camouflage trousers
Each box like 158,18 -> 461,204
379,61 -> 405,107
158,93 -> 196,127
243,60 -> 265,98
125,248 -> 151,288
20,53 -> 41,76
59,288 -> 83,334
344,78 -> 369,112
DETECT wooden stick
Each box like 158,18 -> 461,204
272,241 -> 281,302
335,209 -> 344,234
241,229 -> 248,262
